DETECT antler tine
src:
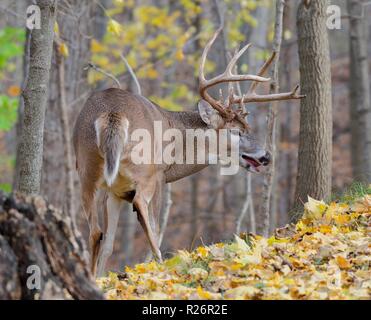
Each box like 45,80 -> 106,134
219,88 -> 224,103
237,94 -> 245,110
248,51 -> 277,94
198,27 -> 305,132
199,28 -> 270,92
234,83 -> 306,104
225,43 -> 252,75
232,51 -> 306,105
199,26 -> 223,84
227,86 -> 234,111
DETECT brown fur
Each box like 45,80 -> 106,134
73,88 -> 266,276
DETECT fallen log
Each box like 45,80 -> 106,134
0,192 -> 103,300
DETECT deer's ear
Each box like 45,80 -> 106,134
198,100 -> 224,129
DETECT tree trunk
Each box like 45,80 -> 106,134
13,28 -> 31,190
55,45 -> 76,221
0,192 -> 103,299
280,1 -> 297,225
258,0 -> 285,237
15,0 -> 57,195
41,0 -> 93,213
158,184 -> 173,247
348,0 -> 371,183
121,203 -> 136,267
294,0 -> 332,210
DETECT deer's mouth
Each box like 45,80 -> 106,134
241,154 -> 262,172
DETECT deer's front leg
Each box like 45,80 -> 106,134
145,178 -> 164,261
148,177 -> 164,243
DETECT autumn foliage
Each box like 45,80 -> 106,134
98,195 -> 370,300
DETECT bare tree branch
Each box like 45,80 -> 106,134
120,53 -> 142,95
84,62 -> 121,88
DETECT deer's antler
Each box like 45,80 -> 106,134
199,27 -> 305,131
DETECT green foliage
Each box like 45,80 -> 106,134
335,182 -> 371,204
0,183 -> 11,193
0,27 -> 25,72
0,95 -> 18,132
0,27 -> 24,133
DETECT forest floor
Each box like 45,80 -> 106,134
97,189 -> 370,300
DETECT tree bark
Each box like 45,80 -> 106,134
41,0 -> 93,212
55,45 -> 76,221
0,192 -> 103,299
121,203 -> 136,267
347,0 -> 371,183
258,0 -> 285,237
158,184 -> 173,247
294,0 -> 333,210
13,28 -> 31,190
15,0 -> 57,195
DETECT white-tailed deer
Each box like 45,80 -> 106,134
73,28 -> 304,276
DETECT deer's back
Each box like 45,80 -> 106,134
73,88 -> 166,157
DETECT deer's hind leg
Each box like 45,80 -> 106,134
79,165 -> 103,277
96,193 -> 123,277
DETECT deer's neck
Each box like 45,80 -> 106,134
164,110 -> 208,131
162,110 -> 214,183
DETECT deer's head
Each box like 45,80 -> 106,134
197,27 -> 304,173
198,99 -> 270,173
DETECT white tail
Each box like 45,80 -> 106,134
94,113 -> 129,186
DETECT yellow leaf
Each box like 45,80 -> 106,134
333,214 -> 350,225
196,286 -> 212,299
175,49 -> 184,61
336,256 -> 351,270
107,19 -> 122,36
91,39 -> 105,53
146,68 -> 158,79
7,85 -> 21,97
267,236 -> 289,245
164,255 -> 183,269
304,196 -> 328,219
54,22 -> 59,36
230,263 -> 244,271
196,246 -> 209,258
319,225 -> 332,234
58,42 -> 69,57
296,220 -> 306,231
135,264 -> 147,274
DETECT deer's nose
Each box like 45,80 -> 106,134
259,152 -> 271,166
